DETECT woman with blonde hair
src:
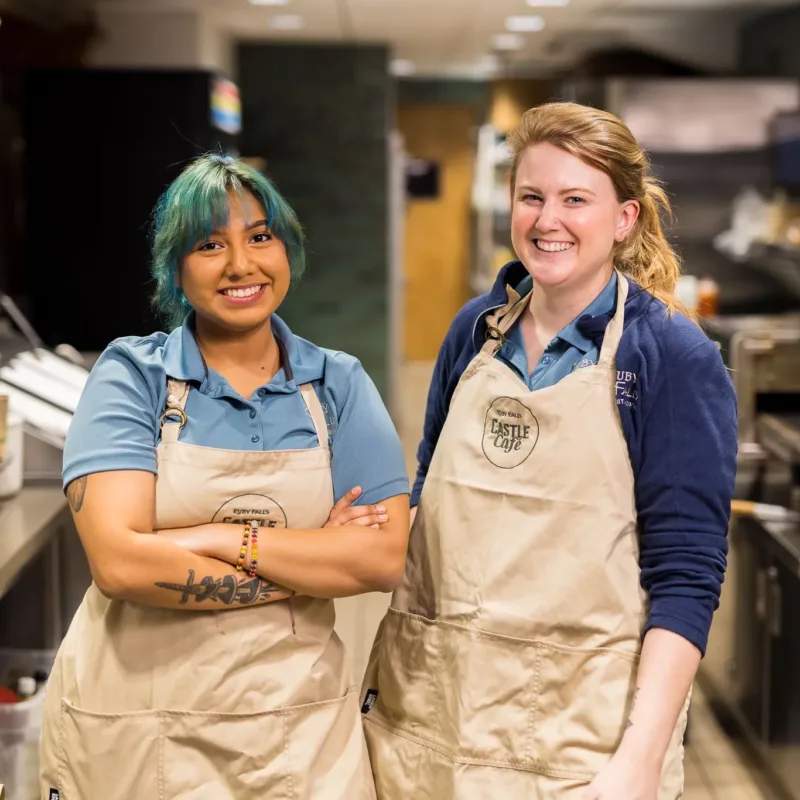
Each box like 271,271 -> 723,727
361,102 -> 737,799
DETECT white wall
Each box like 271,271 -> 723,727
199,13 -> 235,78
88,7 -> 233,75
89,8 -> 201,68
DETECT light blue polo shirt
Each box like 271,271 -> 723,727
497,272 -> 617,390
63,314 -> 410,506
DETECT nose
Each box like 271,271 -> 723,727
225,242 -> 254,278
535,200 -> 561,233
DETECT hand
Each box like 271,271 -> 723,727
324,487 -> 389,529
583,749 -> 660,800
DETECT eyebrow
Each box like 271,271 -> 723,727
517,184 -> 596,197
209,218 -> 270,235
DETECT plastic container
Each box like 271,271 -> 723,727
697,276 -> 720,319
0,649 -> 56,800
0,413 -> 24,500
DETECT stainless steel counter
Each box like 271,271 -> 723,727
0,487 -> 70,649
0,487 -> 68,600
702,513 -> 800,800
750,516 -> 800,578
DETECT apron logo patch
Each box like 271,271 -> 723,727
211,493 -> 288,528
482,397 -> 539,469
361,689 -> 379,714
49,791 -> 60,800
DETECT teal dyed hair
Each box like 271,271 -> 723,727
150,153 -> 305,329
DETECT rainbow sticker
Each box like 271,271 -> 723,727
211,78 -> 241,135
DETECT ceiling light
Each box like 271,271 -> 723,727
270,14 -> 305,29
249,0 -> 291,5
526,0 -> 569,6
474,55 -> 500,77
506,15 -> 546,32
492,33 -> 525,51
390,59 -> 416,77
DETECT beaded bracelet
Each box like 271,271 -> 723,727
248,520 -> 259,578
236,523 -> 251,572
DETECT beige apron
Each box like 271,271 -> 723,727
40,378 -> 376,800
362,275 -> 689,798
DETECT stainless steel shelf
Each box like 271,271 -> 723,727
719,242 -> 800,300
758,414 -> 800,465
0,486 -> 68,600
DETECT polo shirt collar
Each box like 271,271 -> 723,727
508,271 -> 618,354
161,312 -> 325,390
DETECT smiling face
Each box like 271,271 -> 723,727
510,141 -> 639,293
179,190 -> 290,334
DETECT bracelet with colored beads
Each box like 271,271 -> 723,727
248,520 -> 259,578
236,523 -> 251,572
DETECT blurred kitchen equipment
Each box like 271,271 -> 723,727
732,499 -> 800,523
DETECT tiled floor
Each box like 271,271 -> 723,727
393,361 -> 773,800
683,689 -> 769,799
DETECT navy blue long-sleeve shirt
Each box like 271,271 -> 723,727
412,262 -> 738,656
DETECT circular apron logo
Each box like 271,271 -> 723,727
211,493 -> 287,529
482,397 -> 539,469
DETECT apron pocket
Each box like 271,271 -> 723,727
287,688 -> 375,800
533,644 -> 638,778
59,700 -> 162,800
438,624 -> 538,765
364,609 -> 442,741
161,688 -> 371,800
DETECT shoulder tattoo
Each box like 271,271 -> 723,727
66,476 -> 88,513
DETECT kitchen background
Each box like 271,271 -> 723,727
2,0 -> 800,797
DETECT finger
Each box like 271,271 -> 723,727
348,514 -> 389,528
336,504 -> 386,522
332,511 -> 389,530
328,487 -> 363,518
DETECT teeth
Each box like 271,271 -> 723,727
223,285 -> 263,298
535,240 -> 573,252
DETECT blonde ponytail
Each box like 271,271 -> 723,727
507,102 -> 694,320
614,176 -> 691,317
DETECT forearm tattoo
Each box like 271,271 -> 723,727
66,476 -> 88,512
626,687 -> 640,728
156,569 -> 278,606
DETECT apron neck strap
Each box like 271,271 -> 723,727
480,270 -> 629,366
159,379 -> 329,449
299,383 -> 329,450
161,378 -> 190,444
481,288 -> 528,358
596,271 -> 629,369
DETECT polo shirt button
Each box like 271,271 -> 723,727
258,389 -> 266,397
251,435 -> 260,443
249,410 -> 257,419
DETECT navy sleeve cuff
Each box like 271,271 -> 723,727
644,611 -> 710,657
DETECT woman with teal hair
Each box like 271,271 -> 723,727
39,153 -> 410,799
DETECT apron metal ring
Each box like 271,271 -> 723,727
160,407 -> 187,429
485,325 -> 506,345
